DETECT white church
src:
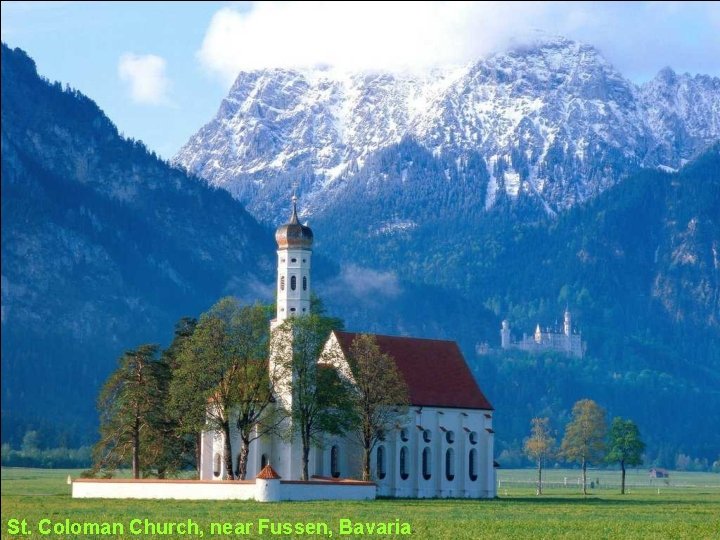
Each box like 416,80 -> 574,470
199,198 -> 497,498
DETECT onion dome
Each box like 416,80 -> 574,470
275,195 -> 313,249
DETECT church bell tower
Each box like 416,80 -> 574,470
271,195 -> 313,329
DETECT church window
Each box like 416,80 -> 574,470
445,448 -> 455,480
261,454 -> 268,470
302,258 -> 306,263
291,275 -> 297,290
280,276 -> 285,290
400,447 -> 409,480
423,429 -> 432,443
400,428 -> 409,442
377,446 -> 386,480
446,448 -> 455,481
469,449 -> 478,481
290,307 -> 296,313
331,446 -> 340,478
446,431 -> 455,444
291,258 -> 297,263
213,453 -> 221,478
422,448 -> 432,480
303,276 -> 307,291
469,431 -> 478,445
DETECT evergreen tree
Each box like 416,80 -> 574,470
561,399 -> 607,495
606,417 -> 645,494
150,317 -> 198,478
93,344 -> 163,478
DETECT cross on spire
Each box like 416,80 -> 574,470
290,181 -> 299,224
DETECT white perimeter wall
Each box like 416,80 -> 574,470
72,480 -> 256,500
72,479 -> 375,502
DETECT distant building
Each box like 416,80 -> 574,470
649,468 -> 670,478
499,309 -> 585,358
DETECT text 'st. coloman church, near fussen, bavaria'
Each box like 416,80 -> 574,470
199,197 -> 497,498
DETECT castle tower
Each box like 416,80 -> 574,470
500,320 -> 511,349
534,324 -> 542,344
563,308 -> 571,337
271,195 -> 313,329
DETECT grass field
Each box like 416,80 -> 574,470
2,468 -> 719,539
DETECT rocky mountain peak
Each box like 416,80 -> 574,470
174,37 -> 719,224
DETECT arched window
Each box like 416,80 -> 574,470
280,276 -> 285,291
291,275 -> 297,291
331,446 -> 340,478
376,446 -> 386,479
423,429 -> 432,443
469,449 -> 478,481
422,447 -> 432,480
469,431 -> 478,445
303,276 -> 307,291
261,454 -> 268,470
399,446 -> 409,480
213,453 -> 221,478
400,428 -> 409,442
445,448 -> 455,481
446,431 -> 455,444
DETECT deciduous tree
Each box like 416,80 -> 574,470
170,298 -> 276,480
342,334 -> 409,481
276,313 -> 354,480
524,417 -> 555,495
561,399 -> 607,495
606,417 -> 645,494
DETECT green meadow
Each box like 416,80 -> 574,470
2,468 -> 719,539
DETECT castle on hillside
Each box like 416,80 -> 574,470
499,309 -> 585,358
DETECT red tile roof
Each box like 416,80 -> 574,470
333,331 -> 493,410
256,464 -> 281,480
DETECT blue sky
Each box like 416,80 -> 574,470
2,1 -> 718,159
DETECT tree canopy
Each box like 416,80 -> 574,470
92,344 -> 164,478
607,417 -> 645,494
342,333 -> 409,481
561,399 -> 607,494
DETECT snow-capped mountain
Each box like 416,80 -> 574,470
174,37 -> 719,223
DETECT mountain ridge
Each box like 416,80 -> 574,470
174,36 -> 720,224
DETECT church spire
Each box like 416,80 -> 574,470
289,194 -> 299,225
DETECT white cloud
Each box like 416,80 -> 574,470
324,264 -> 402,300
197,2 -> 720,84
118,53 -> 171,105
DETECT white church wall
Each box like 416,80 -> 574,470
316,406 -> 495,499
